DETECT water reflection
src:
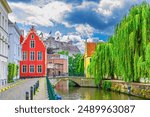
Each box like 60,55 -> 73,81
55,87 -> 144,100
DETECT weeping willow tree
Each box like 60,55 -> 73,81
88,42 -> 114,85
88,2 -> 150,85
78,56 -> 84,76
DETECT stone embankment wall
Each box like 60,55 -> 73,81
102,80 -> 150,99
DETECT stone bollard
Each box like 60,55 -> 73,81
30,86 -> 33,100
34,85 -> 36,95
35,82 -> 37,90
38,80 -> 39,88
36,81 -> 39,89
26,92 -> 29,100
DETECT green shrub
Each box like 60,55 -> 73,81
102,81 -> 112,91
8,63 -> 19,83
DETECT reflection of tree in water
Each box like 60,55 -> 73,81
55,84 -> 144,100
102,90 -> 112,100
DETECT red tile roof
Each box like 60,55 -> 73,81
86,42 -> 96,57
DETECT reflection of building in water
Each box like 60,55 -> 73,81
55,80 -> 69,93
47,54 -> 68,77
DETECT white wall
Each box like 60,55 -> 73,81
0,2 -> 10,86
8,22 -> 21,80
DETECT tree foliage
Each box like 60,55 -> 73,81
58,51 -> 69,55
69,54 -> 84,76
88,2 -> 150,85
8,63 -> 19,83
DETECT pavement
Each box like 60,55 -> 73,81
33,78 -> 48,100
0,79 -> 25,93
0,78 -> 40,100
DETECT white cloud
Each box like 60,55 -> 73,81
75,24 -> 94,38
66,34 -> 85,53
87,37 -> 104,43
96,0 -> 140,16
9,1 -> 72,27
53,30 -> 85,53
36,30 -> 50,40
54,31 -> 62,41
97,0 -> 124,16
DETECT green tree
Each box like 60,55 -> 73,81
69,54 -> 84,76
88,2 -> 150,85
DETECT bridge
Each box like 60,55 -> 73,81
49,77 -> 97,87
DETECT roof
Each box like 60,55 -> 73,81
8,20 -> 21,35
86,42 -> 96,57
0,0 -> 12,13
21,27 -> 46,48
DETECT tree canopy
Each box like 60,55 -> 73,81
88,2 -> 150,85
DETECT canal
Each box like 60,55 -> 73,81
54,80 -> 144,100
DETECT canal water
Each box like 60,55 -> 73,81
54,80 -> 144,100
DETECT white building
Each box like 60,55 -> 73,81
8,20 -> 21,80
0,0 -> 12,86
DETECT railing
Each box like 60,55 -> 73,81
46,76 -> 57,100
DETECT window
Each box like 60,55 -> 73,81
31,35 -> 34,39
0,40 -> 1,54
37,65 -> 42,73
23,52 -> 27,60
38,52 -> 42,60
22,65 -> 27,73
30,40 -> 35,48
30,52 -> 34,60
5,19 -> 7,30
2,16 -> 4,28
30,65 -> 34,73
0,12 -> 1,26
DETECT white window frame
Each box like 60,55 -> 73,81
37,65 -> 42,73
2,16 -> 4,28
22,65 -> 27,73
29,65 -> 35,73
0,12 -> 1,26
30,40 -> 35,48
30,51 -> 35,61
37,51 -> 42,61
23,51 -> 27,60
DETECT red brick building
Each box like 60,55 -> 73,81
20,27 -> 46,78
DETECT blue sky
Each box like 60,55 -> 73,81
7,0 -> 150,52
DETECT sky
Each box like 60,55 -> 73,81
8,0 -> 150,53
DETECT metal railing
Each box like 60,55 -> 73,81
46,76 -> 57,100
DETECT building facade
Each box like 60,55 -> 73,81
0,0 -> 12,86
8,20 -> 21,80
47,54 -> 68,77
20,27 -> 46,78
84,42 -> 97,78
